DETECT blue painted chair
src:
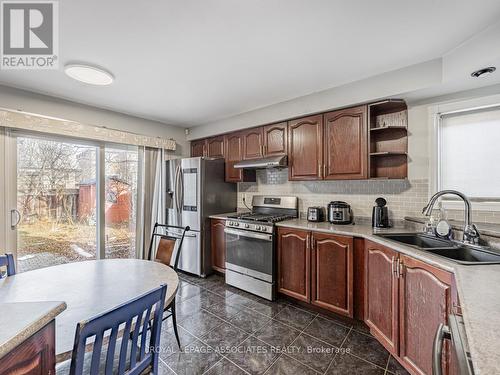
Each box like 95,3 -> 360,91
65,284 -> 167,375
0,253 -> 15,278
147,223 -> 191,349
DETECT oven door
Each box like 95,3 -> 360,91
224,227 -> 274,282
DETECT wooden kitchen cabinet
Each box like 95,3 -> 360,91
206,136 -> 225,158
191,139 -> 206,157
365,241 -> 400,355
398,255 -> 452,375
224,132 -> 244,182
210,219 -> 226,273
0,321 -> 55,375
311,232 -> 354,317
288,115 -> 323,180
241,127 -> 264,160
277,227 -> 310,302
323,105 -> 368,180
263,122 -> 287,156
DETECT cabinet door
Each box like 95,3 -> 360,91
224,133 -> 243,182
399,255 -> 452,375
277,227 -> 310,302
311,233 -> 353,317
288,115 -> 323,180
365,241 -> 399,354
206,136 -> 225,158
263,122 -> 287,156
191,139 -> 206,157
0,321 -> 55,375
324,105 -> 367,180
242,127 -> 264,160
210,219 -> 226,273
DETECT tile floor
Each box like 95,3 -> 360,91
156,273 -> 410,375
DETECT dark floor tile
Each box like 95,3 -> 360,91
164,339 -> 221,375
176,283 -> 203,301
343,330 -> 389,368
286,334 -> 337,374
201,321 -> 250,352
172,298 -> 199,322
274,305 -> 316,330
186,290 -> 226,310
387,356 -> 410,375
205,282 -> 235,298
158,360 -> 176,374
253,320 -> 300,348
326,353 -> 385,374
227,293 -> 260,309
303,316 -> 350,347
228,309 -> 271,334
204,301 -> 243,320
204,358 -> 248,375
250,299 -> 285,318
227,336 -> 279,375
157,326 -> 197,360
265,355 -> 319,375
178,309 -> 224,337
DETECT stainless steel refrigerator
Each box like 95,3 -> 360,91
165,157 -> 237,277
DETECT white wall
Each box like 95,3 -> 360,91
0,85 -> 189,156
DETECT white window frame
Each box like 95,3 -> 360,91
429,93 -> 500,212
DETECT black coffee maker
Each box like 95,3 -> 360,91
372,197 -> 390,228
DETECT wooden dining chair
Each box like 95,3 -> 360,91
147,223 -> 191,349
58,284 -> 167,375
0,253 -> 15,278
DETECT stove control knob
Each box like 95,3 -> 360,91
227,222 -> 232,226
234,222 -> 239,227
255,225 -> 261,231
245,224 -> 249,228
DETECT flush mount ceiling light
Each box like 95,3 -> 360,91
64,64 -> 114,86
470,66 -> 496,78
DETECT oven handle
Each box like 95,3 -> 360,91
224,228 -> 273,241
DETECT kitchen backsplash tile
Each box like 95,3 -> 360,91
237,169 -> 500,224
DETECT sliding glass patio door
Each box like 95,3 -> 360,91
5,131 -> 140,272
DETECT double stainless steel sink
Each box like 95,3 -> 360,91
376,233 -> 500,265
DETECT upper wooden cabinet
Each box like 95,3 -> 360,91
263,122 -> 287,156
277,227 -> 310,302
241,127 -> 264,160
191,139 -> 206,157
398,255 -> 452,375
288,115 -> 323,180
365,241 -> 400,355
224,132 -> 244,182
311,232 -> 354,317
206,136 -> 225,158
324,106 -> 368,180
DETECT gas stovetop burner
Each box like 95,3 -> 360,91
227,212 -> 296,223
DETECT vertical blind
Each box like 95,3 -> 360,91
440,106 -> 500,198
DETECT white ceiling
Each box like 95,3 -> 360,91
1,0 -> 499,127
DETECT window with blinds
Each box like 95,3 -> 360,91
439,106 -> 500,199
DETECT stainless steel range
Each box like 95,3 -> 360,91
224,195 -> 298,300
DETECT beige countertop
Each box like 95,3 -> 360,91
0,301 -> 67,359
276,218 -> 500,375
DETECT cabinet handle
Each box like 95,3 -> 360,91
399,260 -> 404,277
432,323 -> 451,375
306,235 -> 311,250
324,164 -> 327,177
391,257 -> 396,277
318,164 -> 322,177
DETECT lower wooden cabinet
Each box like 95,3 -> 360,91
365,241 -> 453,375
210,219 -> 226,273
0,321 -> 55,375
277,227 -> 353,317
277,227 -> 310,302
365,241 -> 400,354
398,255 -> 452,375
311,232 -> 353,317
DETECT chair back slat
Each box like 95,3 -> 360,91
129,314 -> 142,369
117,318 -> 132,375
69,284 -> 167,375
0,253 -> 15,277
139,306 -> 152,360
89,332 -> 104,374
104,326 -> 119,375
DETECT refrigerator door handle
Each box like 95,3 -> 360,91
175,165 -> 182,215
179,166 -> 184,212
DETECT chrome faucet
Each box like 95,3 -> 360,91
422,190 -> 480,245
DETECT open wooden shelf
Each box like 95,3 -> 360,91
368,100 -> 408,179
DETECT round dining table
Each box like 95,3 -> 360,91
0,259 -> 178,361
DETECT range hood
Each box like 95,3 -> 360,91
234,155 -> 288,169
